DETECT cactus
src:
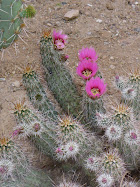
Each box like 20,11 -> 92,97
13,100 -> 58,158
0,0 -> 36,50
40,32 -> 82,118
22,65 -> 58,121
0,136 -> 52,187
114,70 -> 140,120
82,77 -> 106,132
96,103 -> 140,171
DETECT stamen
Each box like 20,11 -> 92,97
82,69 -> 92,77
91,88 -> 100,96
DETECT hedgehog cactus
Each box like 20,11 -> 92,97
13,100 -> 58,158
0,0 -> 35,50
40,31 -> 82,118
114,70 -> 140,120
22,65 -> 58,121
96,104 -> 140,171
0,136 -> 52,187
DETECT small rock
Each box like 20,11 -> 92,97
85,11 -> 91,16
134,28 -> 140,33
47,23 -> 52,27
101,30 -> 111,38
55,21 -> 61,26
106,3 -> 114,10
110,65 -> 115,69
102,55 -> 107,59
65,28 -> 72,35
64,9 -> 79,20
0,104 -> 2,112
110,56 -> 114,60
0,78 -> 6,82
12,80 -> 21,88
87,4 -> 93,7
96,19 -> 102,23
87,31 -> 92,35
62,2 -> 67,5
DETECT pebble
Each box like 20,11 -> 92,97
110,65 -> 115,69
87,4 -> 93,7
55,21 -> 61,26
11,80 -> 21,88
106,3 -> 114,10
134,28 -> 140,33
101,30 -> 111,38
96,19 -> 102,23
64,9 -> 79,20
65,28 -> 72,35
85,11 -> 91,16
62,2 -> 67,5
110,56 -> 114,60
0,78 -> 6,82
87,31 -> 92,35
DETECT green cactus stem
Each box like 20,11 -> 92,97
0,0 -> 35,50
22,66 -> 58,121
40,36 -> 82,118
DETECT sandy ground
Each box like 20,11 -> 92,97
0,0 -> 140,185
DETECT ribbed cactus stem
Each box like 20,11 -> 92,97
22,69 -> 58,121
0,136 -> 52,186
82,92 -> 105,132
40,36 -> 82,118
14,103 -> 58,158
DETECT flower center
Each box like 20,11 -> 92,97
130,132 -> 137,140
107,154 -> 114,162
82,69 -> 92,77
102,178 -> 107,184
86,57 -> 91,60
91,88 -> 100,96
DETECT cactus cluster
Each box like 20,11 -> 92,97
114,70 -> 140,120
0,0 -> 35,50
1,19 -> 138,186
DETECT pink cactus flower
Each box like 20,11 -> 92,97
78,47 -> 98,62
12,128 -> 23,137
53,30 -> 68,50
76,60 -> 98,80
86,77 -> 107,98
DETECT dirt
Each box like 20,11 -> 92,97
0,0 -> 140,185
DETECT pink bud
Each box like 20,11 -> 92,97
130,132 -> 137,140
115,75 -> 119,81
88,158 -> 94,164
102,178 -> 107,184
69,146 -> 74,151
